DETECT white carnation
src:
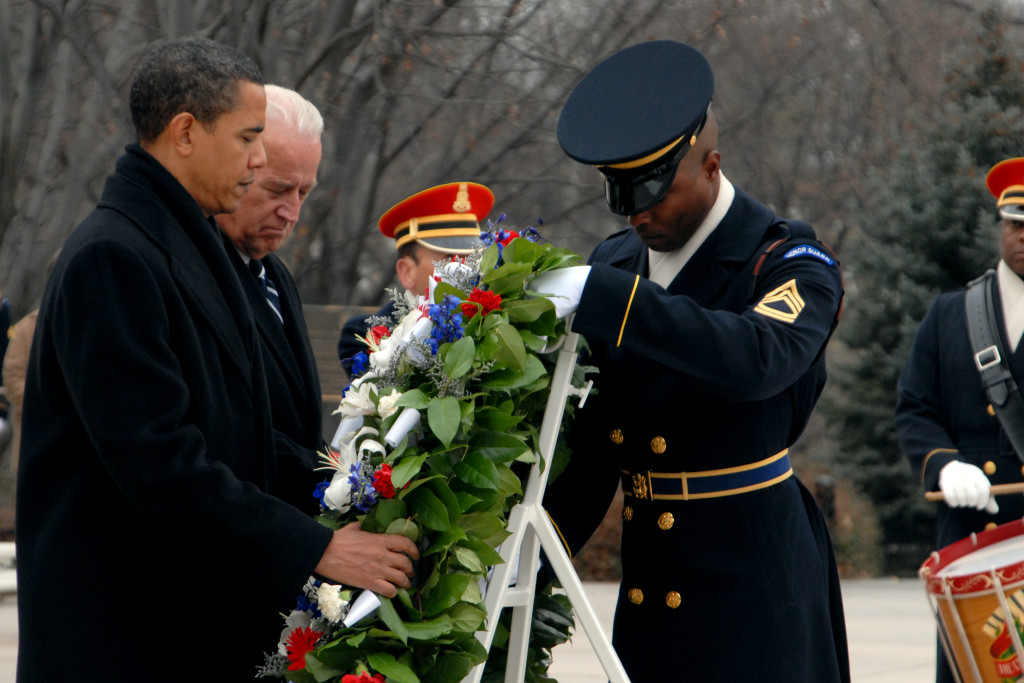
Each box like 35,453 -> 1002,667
377,391 -> 403,419
316,583 -> 350,623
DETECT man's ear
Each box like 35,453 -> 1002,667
167,112 -> 197,157
395,256 -> 418,292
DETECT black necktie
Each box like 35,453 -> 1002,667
248,259 -> 284,324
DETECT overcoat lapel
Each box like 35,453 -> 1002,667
97,149 -> 256,389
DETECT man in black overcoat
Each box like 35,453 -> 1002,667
15,38 -> 417,682
896,157 -> 1024,683
537,41 -> 850,681
216,84 -> 328,513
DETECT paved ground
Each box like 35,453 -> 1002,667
0,577 -> 936,682
546,578 -> 937,682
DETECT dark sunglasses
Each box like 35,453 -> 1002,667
599,111 -> 708,216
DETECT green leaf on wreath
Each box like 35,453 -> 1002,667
453,451 -> 501,490
459,511 -> 513,547
491,323 -> 526,372
468,431 -> 531,464
404,614 -> 455,641
431,280 -> 463,304
421,572 -> 474,616
473,405 -> 524,431
447,601 -> 488,634
427,396 -> 461,447
377,595 -> 411,644
477,354 -> 547,391
424,526 -> 468,556
385,517 -> 420,542
425,477 -> 463,522
405,487 -> 450,531
367,652 -> 420,683
391,453 -> 428,489
453,546 -> 485,572
396,388 -> 430,409
444,335 -> 476,379
482,261 -> 533,297
372,498 -> 408,529
502,297 -> 554,324
458,537 -> 505,566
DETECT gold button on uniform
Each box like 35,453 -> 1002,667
628,588 -> 644,604
986,522 -> 998,531
651,436 -> 667,454
658,512 -> 675,530
984,461 -> 996,475
988,404 -> 996,417
610,429 -> 624,445
622,506 -> 634,522
666,591 -> 681,609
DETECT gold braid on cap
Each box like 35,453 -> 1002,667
999,185 -> 1024,208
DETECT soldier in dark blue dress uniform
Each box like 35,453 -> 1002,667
538,40 -> 850,681
896,157 -> 1024,683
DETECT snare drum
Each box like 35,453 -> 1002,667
921,520 -> 1024,682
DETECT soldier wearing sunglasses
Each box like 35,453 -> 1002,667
536,40 -> 849,682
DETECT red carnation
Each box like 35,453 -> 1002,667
341,673 -> 386,683
498,230 -> 519,246
460,288 -> 503,319
368,325 -> 391,350
284,626 -> 322,671
372,463 -> 396,498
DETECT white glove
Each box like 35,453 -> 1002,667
530,266 -> 591,319
939,461 -> 999,513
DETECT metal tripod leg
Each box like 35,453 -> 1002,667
465,325 -> 629,683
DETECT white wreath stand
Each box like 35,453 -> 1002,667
465,323 -> 630,683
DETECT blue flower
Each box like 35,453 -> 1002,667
313,481 -> 330,507
351,351 -> 368,377
428,295 -> 465,344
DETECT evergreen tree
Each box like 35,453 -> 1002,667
827,9 -> 1024,573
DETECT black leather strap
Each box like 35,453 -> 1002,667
965,269 -> 1024,463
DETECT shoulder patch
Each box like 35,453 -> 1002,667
782,244 -> 835,266
754,279 -> 805,323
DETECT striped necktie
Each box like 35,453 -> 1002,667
248,259 -> 284,324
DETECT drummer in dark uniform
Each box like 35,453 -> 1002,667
896,157 -> 1024,683
537,40 -> 850,682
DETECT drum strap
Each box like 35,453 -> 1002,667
965,269 -> 1024,463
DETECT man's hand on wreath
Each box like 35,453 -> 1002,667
315,521 -> 421,597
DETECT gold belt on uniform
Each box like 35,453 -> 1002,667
622,449 -> 793,501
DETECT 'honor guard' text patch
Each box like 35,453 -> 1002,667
754,279 -> 805,323
782,244 -> 835,266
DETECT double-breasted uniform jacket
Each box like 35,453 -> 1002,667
896,275 -> 1024,549
16,145 -> 333,682
544,187 -> 850,682
226,245 -> 323,513
895,274 -> 1024,683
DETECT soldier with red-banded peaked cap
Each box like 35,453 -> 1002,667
378,182 -> 493,255
337,182 -> 492,374
987,157 -> 1024,221
898,156 -> 1024,683
536,39 -> 850,682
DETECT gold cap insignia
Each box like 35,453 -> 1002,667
452,182 -> 471,213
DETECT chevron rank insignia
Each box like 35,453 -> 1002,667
754,279 -> 804,323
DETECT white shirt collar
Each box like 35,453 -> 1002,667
998,259 -> 1024,352
647,174 -> 736,289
